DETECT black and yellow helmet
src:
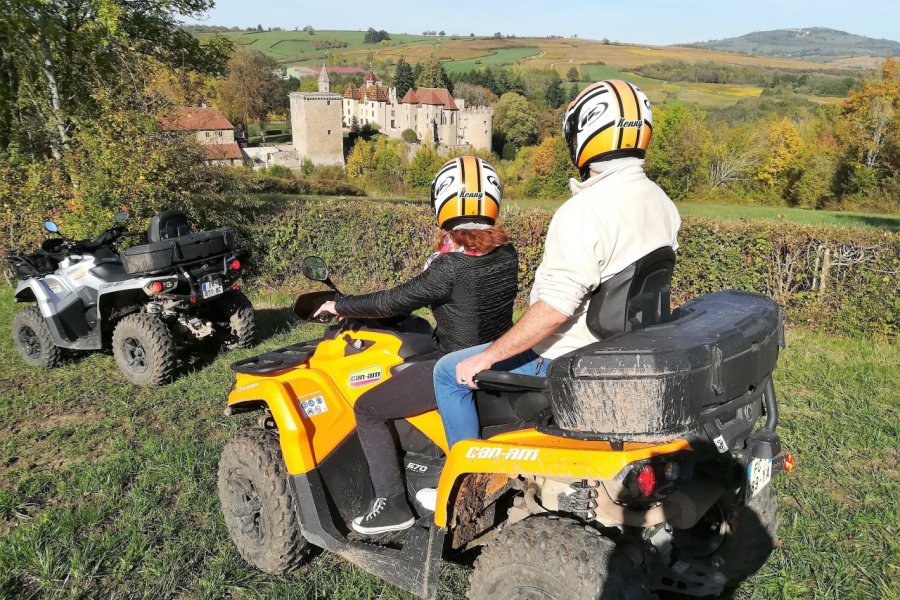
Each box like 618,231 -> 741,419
430,156 -> 502,230
563,80 -> 653,180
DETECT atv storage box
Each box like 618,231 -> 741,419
546,291 -> 784,443
121,228 -> 235,274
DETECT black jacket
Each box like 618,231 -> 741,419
335,244 -> 518,355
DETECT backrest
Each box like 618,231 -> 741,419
148,210 -> 190,242
585,246 -> 676,339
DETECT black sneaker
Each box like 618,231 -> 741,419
351,493 -> 415,535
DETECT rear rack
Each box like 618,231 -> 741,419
231,339 -> 322,375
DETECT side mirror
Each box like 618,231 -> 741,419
44,221 -> 59,234
115,211 -> 129,223
302,256 -> 329,281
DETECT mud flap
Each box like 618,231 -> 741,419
290,471 -> 445,600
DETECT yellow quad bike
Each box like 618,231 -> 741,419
218,254 -> 794,600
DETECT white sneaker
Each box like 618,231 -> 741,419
415,487 -> 437,512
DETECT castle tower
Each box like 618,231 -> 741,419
317,64 -> 330,93
459,106 -> 494,151
290,90 -> 344,166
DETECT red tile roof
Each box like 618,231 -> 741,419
159,107 -> 234,132
344,83 -> 390,102
343,83 -> 363,100
203,143 -> 243,161
399,87 -> 458,110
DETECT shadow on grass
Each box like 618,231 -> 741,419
831,213 -> 900,232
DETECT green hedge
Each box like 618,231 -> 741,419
249,199 -> 900,337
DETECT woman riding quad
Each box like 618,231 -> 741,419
314,156 -> 518,535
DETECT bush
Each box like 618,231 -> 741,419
401,129 -> 418,143
246,199 -> 899,338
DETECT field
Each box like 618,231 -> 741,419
0,280 -> 897,598
197,30 -> 867,110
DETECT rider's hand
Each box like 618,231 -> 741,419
456,351 -> 495,389
313,301 -> 339,319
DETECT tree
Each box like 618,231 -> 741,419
645,102 -> 711,200
415,55 -> 453,93
494,92 -> 540,149
493,32 -> 502,39
346,138 -> 376,179
567,66 -> 580,82
756,117 -> 803,188
257,24 -> 263,31
439,30 -> 446,36
452,83 -> 497,107
544,73 -> 564,108
303,25 -> 315,35
405,144 -> 442,189
0,0 -> 228,159
363,27 -> 390,44
395,59 -> 415,99
526,136 -> 577,197
401,128 -> 418,143
217,48 -> 286,139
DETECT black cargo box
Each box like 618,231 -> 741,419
121,228 -> 234,274
546,291 -> 784,443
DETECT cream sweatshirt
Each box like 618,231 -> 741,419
530,157 -> 681,359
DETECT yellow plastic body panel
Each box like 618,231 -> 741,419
433,430 -> 692,527
227,330 -> 407,475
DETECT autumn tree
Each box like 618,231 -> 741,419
494,92 -> 540,150
217,48 -> 286,138
406,144 -> 442,189
645,102 -> 711,200
0,0 -> 228,158
452,83 -> 497,108
756,117 -> 803,188
525,136 -> 577,197
415,55 -> 453,93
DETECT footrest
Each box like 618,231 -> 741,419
231,340 -> 321,374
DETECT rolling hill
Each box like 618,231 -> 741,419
683,28 -> 900,64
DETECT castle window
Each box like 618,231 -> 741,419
327,129 -> 331,135
327,100 -> 331,106
205,131 -> 210,138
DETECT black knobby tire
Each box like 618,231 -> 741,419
11,306 -> 62,368
716,485 -> 780,586
214,290 -> 257,349
111,313 -> 175,386
468,516 -> 655,600
217,429 -> 311,574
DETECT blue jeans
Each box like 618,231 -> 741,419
433,343 -> 550,448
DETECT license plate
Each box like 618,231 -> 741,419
201,279 -> 223,299
747,457 -> 773,498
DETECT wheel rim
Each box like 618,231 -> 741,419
671,501 -> 728,557
17,325 -> 40,358
229,473 -> 264,542
122,337 -> 149,373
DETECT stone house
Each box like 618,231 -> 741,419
158,107 -> 244,166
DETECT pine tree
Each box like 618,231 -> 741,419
395,59 -> 415,99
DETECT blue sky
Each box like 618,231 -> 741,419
183,0 -> 900,46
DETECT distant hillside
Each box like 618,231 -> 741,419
683,28 -> 900,62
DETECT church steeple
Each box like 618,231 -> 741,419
317,64 -> 330,93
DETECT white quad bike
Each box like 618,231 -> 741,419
6,210 -> 256,386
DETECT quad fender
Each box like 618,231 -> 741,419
433,430 -> 691,528
225,370 -> 355,476
13,280 -> 37,302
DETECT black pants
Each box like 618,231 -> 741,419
354,359 -> 437,498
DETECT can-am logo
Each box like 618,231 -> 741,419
465,446 -> 540,461
349,367 -> 382,387
617,118 -> 643,128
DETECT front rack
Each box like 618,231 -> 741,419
231,339 -> 322,375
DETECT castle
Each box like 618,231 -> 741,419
343,72 -> 493,150
290,66 -> 493,166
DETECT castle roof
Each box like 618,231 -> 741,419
159,107 -> 234,131
343,82 -> 390,102
399,87 -> 458,110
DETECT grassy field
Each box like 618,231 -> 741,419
0,283 -> 897,599
503,199 -> 900,232
195,30 -> 863,110
441,46 -> 541,73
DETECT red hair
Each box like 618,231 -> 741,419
433,226 -> 510,255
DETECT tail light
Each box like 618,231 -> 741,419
636,465 -> 657,497
230,259 -> 241,271
144,278 -> 176,296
